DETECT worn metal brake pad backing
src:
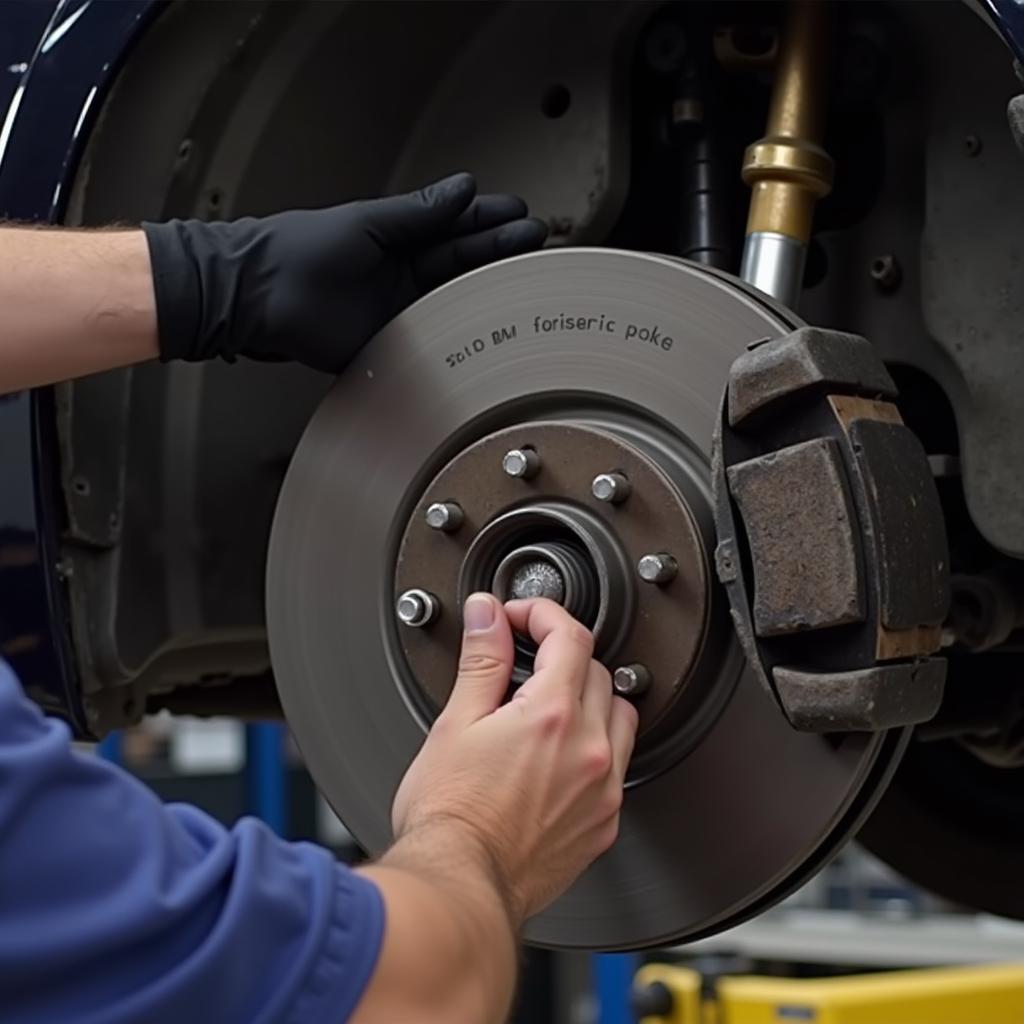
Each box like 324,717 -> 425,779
712,327 -> 950,732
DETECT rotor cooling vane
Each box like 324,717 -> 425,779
266,249 -> 948,950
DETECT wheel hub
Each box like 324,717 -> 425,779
395,420 -> 709,738
267,249 -> 905,949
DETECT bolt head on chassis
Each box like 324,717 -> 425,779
266,249 -> 906,950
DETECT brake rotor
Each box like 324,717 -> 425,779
267,248 -> 906,950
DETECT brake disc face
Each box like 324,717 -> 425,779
267,249 -> 904,949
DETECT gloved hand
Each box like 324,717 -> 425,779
142,172 -> 548,373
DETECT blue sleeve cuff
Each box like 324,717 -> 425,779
289,865 -> 385,1024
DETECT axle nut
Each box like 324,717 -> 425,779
510,560 -> 566,603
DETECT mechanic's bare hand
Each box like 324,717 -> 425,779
392,594 -> 639,924
143,172 -> 548,372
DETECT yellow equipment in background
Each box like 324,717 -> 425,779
634,962 -> 1024,1023
634,965 -> 703,1024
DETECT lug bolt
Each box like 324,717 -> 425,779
396,588 -> 440,628
502,447 -> 541,480
592,472 -> 631,504
425,501 -> 464,533
613,663 -> 652,697
637,552 -> 678,585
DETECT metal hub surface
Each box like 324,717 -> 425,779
267,249 -> 905,950
395,421 -> 708,734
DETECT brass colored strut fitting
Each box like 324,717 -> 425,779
740,0 -> 834,310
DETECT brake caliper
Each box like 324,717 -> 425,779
713,327 -> 950,732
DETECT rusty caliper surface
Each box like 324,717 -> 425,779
267,248 -> 907,950
713,327 -> 950,733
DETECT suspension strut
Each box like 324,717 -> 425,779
740,0 -> 833,309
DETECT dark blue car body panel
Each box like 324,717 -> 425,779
986,0 -> 1024,58
0,0 -> 1022,733
0,0 -> 159,733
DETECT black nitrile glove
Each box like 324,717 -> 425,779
142,172 -> 548,373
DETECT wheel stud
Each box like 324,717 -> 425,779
613,663 -> 652,697
592,471 -> 631,504
502,447 -> 541,480
396,588 -> 440,628
425,501 -> 464,533
637,552 -> 678,585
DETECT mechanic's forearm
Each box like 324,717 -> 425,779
354,824 -> 519,1023
0,227 -> 157,393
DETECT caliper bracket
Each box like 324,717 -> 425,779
712,327 -> 950,732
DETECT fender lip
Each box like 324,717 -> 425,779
0,0 -> 161,221
975,0 -> 1024,63
0,0 -> 160,734
0,389 -> 85,732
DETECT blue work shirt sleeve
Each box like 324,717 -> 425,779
0,661 -> 384,1024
